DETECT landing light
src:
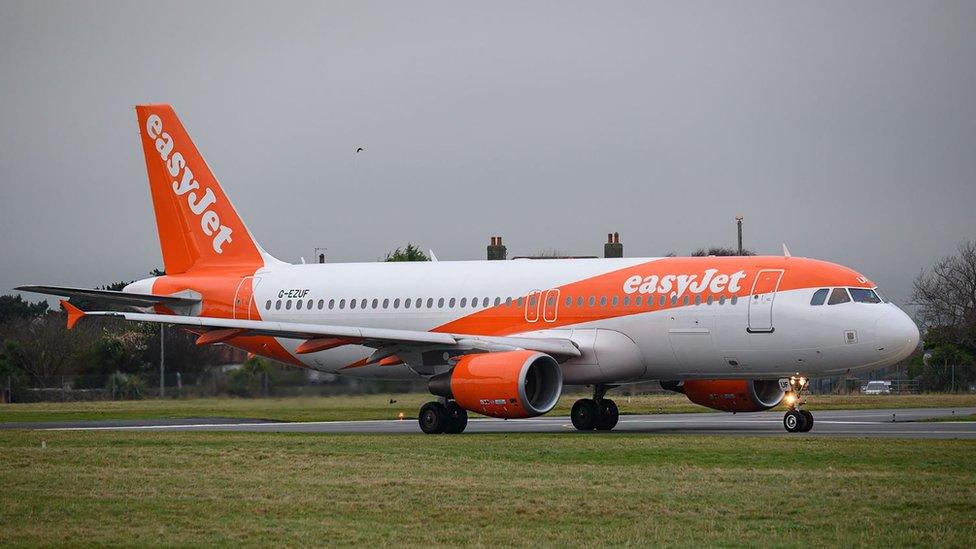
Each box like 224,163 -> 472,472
784,394 -> 796,406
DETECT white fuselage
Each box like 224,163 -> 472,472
179,256 -> 920,384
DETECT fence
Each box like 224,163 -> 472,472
2,369 -> 429,403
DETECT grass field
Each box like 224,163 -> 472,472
2,393 -> 975,424
1,430 -> 974,546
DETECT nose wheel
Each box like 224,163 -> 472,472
571,384 -> 620,431
782,376 -> 813,433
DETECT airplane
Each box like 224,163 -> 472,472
18,104 -> 920,434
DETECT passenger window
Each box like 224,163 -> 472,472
565,296 -> 573,307
307,299 -> 313,310
494,297 -> 500,306
449,298 -> 456,308
731,296 -> 738,305
694,295 -> 701,305
265,300 -> 272,310
577,296 -> 584,307
371,299 -> 378,309
483,297 -> 489,307
285,300 -> 292,310
810,288 -> 829,306
339,299 -> 345,309
635,296 -> 642,306
517,297 -> 524,307
318,299 -> 324,310
460,298 -> 467,307
683,296 -> 689,306
471,297 -> 478,307
275,300 -> 282,310
623,296 -> 630,306
828,288 -> 851,305
588,296 -> 595,307
329,299 -> 335,309
382,298 -> 389,309
611,296 -> 619,307
547,296 -> 555,307
404,299 -> 411,309
438,298 -> 445,308
849,288 -> 882,304
296,300 -> 303,310
600,296 -> 607,307
660,295 -> 667,306
719,295 -> 726,305
706,295 -> 713,305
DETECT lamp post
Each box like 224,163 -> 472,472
160,324 -> 165,398
735,216 -> 744,255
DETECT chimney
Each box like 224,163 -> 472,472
604,232 -> 623,258
487,235 -> 507,260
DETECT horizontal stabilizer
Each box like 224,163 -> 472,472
16,285 -> 200,308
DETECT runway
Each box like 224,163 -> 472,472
8,407 -> 976,438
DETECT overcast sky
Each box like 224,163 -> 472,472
1,1 -> 974,307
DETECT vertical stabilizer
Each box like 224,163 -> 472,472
135,104 -> 271,274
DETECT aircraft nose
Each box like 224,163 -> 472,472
874,309 -> 920,363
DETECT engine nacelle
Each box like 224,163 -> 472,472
428,350 -> 563,419
662,379 -> 785,412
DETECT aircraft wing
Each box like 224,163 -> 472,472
17,285 -> 200,308
60,302 -> 581,359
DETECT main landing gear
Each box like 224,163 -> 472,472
782,376 -> 814,433
419,400 -> 468,434
571,384 -> 619,431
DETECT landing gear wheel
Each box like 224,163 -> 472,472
799,410 -> 814,432
594,399 -> 619,431
571,398 -> 598,431
783,409 -> 808,433
419,401 -> 449,434
444,402 -> 468,434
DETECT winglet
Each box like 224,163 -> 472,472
60,300 -> 85,330
782,243 -> 792,258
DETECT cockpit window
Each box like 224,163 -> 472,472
810,288 -> 829,306
873,288 -> 888,302
827,288 -> 851,305
849,288 -> 883,304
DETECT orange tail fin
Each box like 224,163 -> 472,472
135,105 -> 269,274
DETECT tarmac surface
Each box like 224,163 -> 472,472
6,407 -> 976,438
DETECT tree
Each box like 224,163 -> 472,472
912,241 -> 976,352
908,344 -> 975,392
691,247 -> 756,257
0,295 -> 48,324
384,244 -> 430,262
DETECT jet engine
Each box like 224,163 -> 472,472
661,379 -> 784,412
428,350 -> 563,419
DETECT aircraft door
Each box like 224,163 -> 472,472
233,276 -> 262,320
747,269 -> 783,333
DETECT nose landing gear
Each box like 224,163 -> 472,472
782,376 -> 813,433
571,384 -> 620,431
